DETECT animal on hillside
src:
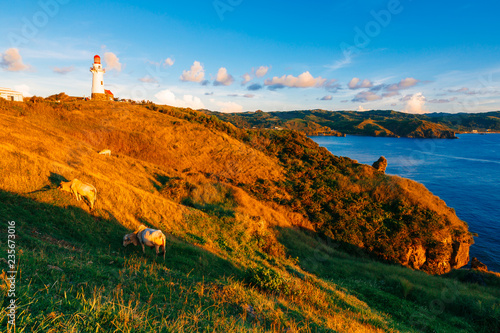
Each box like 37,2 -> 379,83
58,178 -> 97,210
98,149 -> 111,156
123,225 -> 166,259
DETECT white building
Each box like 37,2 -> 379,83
0,88 -> 23,102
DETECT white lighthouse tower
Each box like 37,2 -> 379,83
90,55 -> 106,100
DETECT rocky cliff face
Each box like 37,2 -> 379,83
392,177 -> 474,274
401,236 -> 473,274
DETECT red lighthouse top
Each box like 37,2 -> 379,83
93,55 -> 101,64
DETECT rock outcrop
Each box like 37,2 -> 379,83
372,156 -> 387,173
451,240 -> 471,268
401,236 -> 473,274
402,244 -> 427,269
471,257 -> 488,272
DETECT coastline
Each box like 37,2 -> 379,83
311,134 -> 500,272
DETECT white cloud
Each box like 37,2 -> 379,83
325,79 -> 341,92
382,91 -> 400,98
154,89 -> 205,109
348,77 -> 373,89
241,66 -> 270,85
255,66 -> 269,77
448,87 -> 469,93
1,48 -> 29,71
139,76 -> 158,83
53,66 -> 74,75
164,58 -> 174,66
14,84 -> 32,97
352,91 -> 381,102
428,97 -> 457,104
361,79 -> 373,88
216,101 -> 243,113
264,71 -> 327,88
403,92 -> 427,114
357,105 -> 368,111
320,95 -> 333,100
241,73 -> 252,85
387,77 -> 419,91
180,61 -> 205,82
214,67 -> 234,86
399,77 -> 419,89
348,78 -> 360,89
326,54 -> 352,71
104,52 -> 122,72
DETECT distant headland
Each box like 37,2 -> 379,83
204,109 -> 500,139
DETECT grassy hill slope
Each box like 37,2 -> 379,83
0,99 -> 499,332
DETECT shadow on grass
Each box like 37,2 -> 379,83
181,197 -> 236,218
151,173 -> 182,191
0,189 -> 128,250
23,172 -> 68,195
48,172 -> 68,186
0,189 -> 243,282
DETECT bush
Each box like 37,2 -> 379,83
245,265 -> 290,295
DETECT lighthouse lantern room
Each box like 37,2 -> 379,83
90,55 -> 107,100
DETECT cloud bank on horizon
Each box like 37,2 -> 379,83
0,1 -> 499,113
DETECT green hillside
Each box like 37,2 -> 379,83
0,98 -> 499,332
205,109 -> 500,138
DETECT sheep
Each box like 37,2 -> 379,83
123,225 -> 166,259
58,178 -> 97,210
98,149 -> 111,156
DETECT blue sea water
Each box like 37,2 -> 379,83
311,134 -> 500,272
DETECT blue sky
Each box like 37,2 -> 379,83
1,0 -> 499,113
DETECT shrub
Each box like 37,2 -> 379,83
245,265 -> 290,295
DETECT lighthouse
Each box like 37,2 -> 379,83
90,55 -> 106,100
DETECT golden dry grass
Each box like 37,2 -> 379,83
0,100 -> 292,234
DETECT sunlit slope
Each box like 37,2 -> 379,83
0,99 -> 473,273
0,100 -> 292,231
0,99 -> 498,332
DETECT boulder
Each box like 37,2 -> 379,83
471,257 -> 488,272
372,156 -> 388,173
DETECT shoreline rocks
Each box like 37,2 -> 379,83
471,257 -> 488,272
372,156 -> 388,173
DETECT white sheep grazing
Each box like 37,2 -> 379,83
123,225 -> 166,259
98,149 -> 111,156
58,179 -> 97,210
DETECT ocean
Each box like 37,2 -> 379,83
311,134 -> 500,272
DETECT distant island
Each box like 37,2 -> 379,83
203,109 -> 500,139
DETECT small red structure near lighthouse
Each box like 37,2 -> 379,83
90,55 -> 111,100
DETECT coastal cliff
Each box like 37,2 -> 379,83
236,128 -> 472,274
390,177 -> 474,274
